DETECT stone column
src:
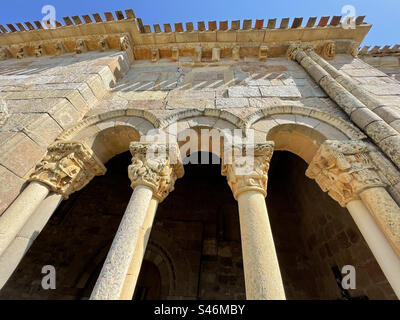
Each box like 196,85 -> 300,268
222,142 -> 286,300
346,200 -> 400,298
0,192 -> 62,289
0,140 -> 106,257
119,198 -> 158,300
90,143 -> 184,300
306,140 -> 400,294
306,49 -> 400,133
287,44 -> 400,169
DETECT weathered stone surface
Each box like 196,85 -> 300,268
0,165 -> 25,214
0,132 -> 44,178
216,98 -> 249,109
259,86 -> 301,98
228,86 -> 261,98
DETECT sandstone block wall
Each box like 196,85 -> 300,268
0,51 -> 130,214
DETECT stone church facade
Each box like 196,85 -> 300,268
0,9 -> 399,300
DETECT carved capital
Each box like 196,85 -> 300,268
306,140 -> 385,207
128,142 -> 184,202
29,141 -> 106,199
286,43 -> 302,60
221,142 -> 274,200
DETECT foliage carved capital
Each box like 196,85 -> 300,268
306,140 -> 385,207
128,142 -> 184,202
221,142 -> 275,200
29,141 -> 106,199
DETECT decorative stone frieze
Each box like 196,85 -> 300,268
306,140 -> 385,206
29,141 -> 106,199
222,142 -> 274,200
128,142 -> 184,202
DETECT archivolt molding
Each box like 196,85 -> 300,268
57,108 -> 161,140
57,107 -> 246,142
246,105 -> 366,140
160,108 -> 246,129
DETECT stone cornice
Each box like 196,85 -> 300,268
0,9 -> 371,62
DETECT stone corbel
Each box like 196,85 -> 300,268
151,48 -> 159,63
194,46 -> 202,62
259,46 -> 268,61
0,47 -> 10,61
212,47 -> 221,62
29,140 -> 106,199
120,34 -> 135,62
306,140 -> 385,207
232,46 -> 240,61
321,41 -> 335,60
221,142 -> 275,200
98,37 -> 109,52
34,44 -> 44,57
348,40 -> 360,58
75,39 -> 88,54
53,41 -> 66,56
171,46 -> 179,62
128,142 -> 184,202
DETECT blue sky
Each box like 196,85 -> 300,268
0,0 -> 398,47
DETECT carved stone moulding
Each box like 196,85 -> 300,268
221,142 -> 275,200
29,140 -> 106,199
0,32 -> 135,61
306,140 -> 385,207
128,142 -> 184,202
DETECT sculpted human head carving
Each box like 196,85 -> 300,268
306,140 -> 385,206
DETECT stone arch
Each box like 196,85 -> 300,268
143,229 -> 194,298
160,109 -> 245,160
55,109 -> 161,164
160,108 -> 247,129
246,105 -> 366,163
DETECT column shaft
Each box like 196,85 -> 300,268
290,47 -> 400,168
0,192 -> 62,289
90,185 -> 153,300
119,198 -> 159,300
346,200 -> 400,299
0,181 -> 49,256
237,190 -> 285,300
359,187 -> 400,257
